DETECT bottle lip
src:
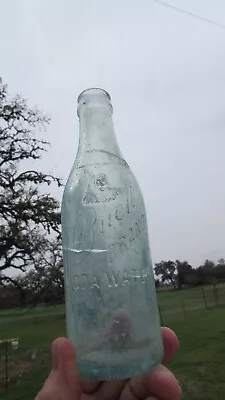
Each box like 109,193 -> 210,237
77,88 -> 111,103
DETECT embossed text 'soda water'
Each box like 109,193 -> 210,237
61,88 -> 163,380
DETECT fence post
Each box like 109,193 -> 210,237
180,297 -> 187,319
158,304 -> 164,326
5,341 -> 8,391
202,287 -> 208,309
213,284 -> 219,306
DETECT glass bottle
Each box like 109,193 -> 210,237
61,88 -> 163,380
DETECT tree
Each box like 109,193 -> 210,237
214,259 -> 225,283
176,260 -> 193,289
3,240 -> 64,307
11,270 -> 42,307
154,260 -> 177,289
203,260 -> 215,269
35,240 -> 64,306
196,259 -> 215,285
0,78 -> 62,284
155,279 -> 160,289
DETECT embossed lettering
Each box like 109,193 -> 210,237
73,275 -> 80,290
129,227 -> 136,245
108,213 -> 112,227
92,275 -> 101,289
135,221 -> 141,236
96,186 -> 138,233
108,243 -> 115,264
71,272 -> 101,291
107,215 -> 146,264
115,204 -> 125,221
81,274 -> 88,290
70,268 -> 150,291
127,185 -> 136,214
100,219 -> 104,234
119,236 -> 127,255
131,269 -> 139,284
105,270 -> 120,287
122,271 -> 131,286
99,213 -> 113,234
141,268 -> 148,283
128,214 -> 145,245
108,239 -> 127,264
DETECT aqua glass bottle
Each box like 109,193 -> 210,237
61,88 -> 163,380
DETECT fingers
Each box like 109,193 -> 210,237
51,326 -> 180,399
53,339 -> 101,395
121,328 -> 181,400
96,380 -> 128,400
81,327 -> 180,395
52,337 -> 60,371
46,338 -> 81,400
36,338 -> 81,400
52,338 -> 76,373
161,327 -> 180,363
80,378 -> 102,394
145,398 -> 158,400
53,337 -> 81,394
145,365 -> 181,400
123,365 -> 181,400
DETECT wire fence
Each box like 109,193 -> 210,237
0,336 -> 48,394
158,284 -> 225,325
0,339 -> 20,392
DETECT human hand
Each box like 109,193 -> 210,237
35,327 -> 181,400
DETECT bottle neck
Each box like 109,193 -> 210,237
76,102 -> 124,167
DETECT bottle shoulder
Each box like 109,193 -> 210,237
61,162 -> 146,224
61,161 -> 149,258
63,161 -> 142,199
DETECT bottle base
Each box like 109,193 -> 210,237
78,355 -> 162,381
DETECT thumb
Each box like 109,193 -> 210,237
35,338 -> 81,400
52,337 -> 81,398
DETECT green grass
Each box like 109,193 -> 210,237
169,308 -> 225,399
0,314 -> 66,400
0,286 -> 225,400
0,304 -> 65,318
1,284 -> 225,321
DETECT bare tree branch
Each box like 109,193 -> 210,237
0,77 -> 62,282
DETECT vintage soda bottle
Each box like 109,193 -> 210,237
61,88 -> 163,380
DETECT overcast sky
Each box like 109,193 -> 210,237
1,0 -> 225,266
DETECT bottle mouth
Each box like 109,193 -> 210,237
77,88 -> 111,103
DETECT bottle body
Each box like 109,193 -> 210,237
61,89 -> 163,380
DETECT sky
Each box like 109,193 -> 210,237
0,0 -> 225,267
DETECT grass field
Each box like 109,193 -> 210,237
0,285 -> 225,400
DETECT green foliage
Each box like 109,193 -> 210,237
154,260 -> 177,288
154,259 -> 225,289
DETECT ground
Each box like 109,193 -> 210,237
0,285 -> 225,400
